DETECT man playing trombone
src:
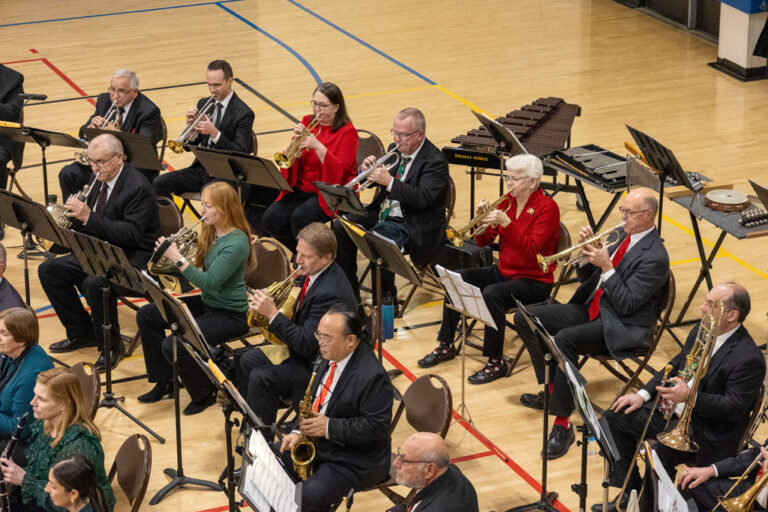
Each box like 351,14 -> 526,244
417,154 -> 560,384
514,187 -> 669,460
595,282 -> 765,512
58,69 -> 163,199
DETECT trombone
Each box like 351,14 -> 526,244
446,195 -> 511,248
344,148 -> 401,191
168,95 -> 216,154
536,222 -> 625,273
716,443 -> 768,511
274,114 -> 321,169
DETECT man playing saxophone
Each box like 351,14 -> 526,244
595,282 -> 765,512
277,304 -> 393,512
417,154 -> 560,384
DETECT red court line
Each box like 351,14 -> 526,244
451,450 -> 494,464
2,55 -> 96,106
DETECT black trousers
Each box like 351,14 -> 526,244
683,477 -> 752,512
276,448 -> 358,512
437,266 -> 552,358
59,161 -> 158,200
0,146 -> 10,190
513,303 -> 607,417
152,163 -> 211,198
137,295 -> 248,402
261,191 -> 330,252
242,184 -> 280,236
38,254 -> 135,351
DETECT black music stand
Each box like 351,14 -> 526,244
83,128 -> 162,171
139,271 -> 223,505
472,110 -> 528,202
64,231 -> 164,443
0,189 -> 70,305
0,124 -> 86,204
339,219 -> 421,363
314,181 -> 367,218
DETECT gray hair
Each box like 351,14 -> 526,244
397,108 -> 426,131
506,153 -> 543,181
112,69 -> 139,89
420,446 -> 450,469
0,243 -> 6,267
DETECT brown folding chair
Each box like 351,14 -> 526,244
108,434 -> 152,512
158,117 -> 168,164
356,129 -> 385,168
739,360 -> 768,450
69,362 -> 100,420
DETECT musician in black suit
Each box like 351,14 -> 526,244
238,223 -> 358,433
515,187 -> 670,460
38,134 -> 159,371
277,304 -> 392,511
0,64 -> 24,241
59,69 -> 163,198
594,282 -> 765,512
0,244 -> 24,312
331,107 -> 449,301
388,432 -> 479,512
153,59 -> 254,198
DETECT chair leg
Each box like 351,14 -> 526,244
125,332 -> 141,357
505,344 -> 527,376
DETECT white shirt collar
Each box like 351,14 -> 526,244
120,99 -> 134,118
304,262 -> 331,292
217,90 -> 234,111
714,324 -> 740,351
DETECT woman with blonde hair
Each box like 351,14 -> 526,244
0,368 -> 115,511
137,180 -> 252,414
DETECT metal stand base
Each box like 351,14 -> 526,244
149,468 -> 222,505
504,492 -> 560,512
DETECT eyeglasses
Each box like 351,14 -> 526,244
618,207 -> 650,217
394,448 -> 432,465
310,100 -> 334,109
314,331 -> 344,344
505,174 -> 529,183
89,153 -> 118,168
390,129 -> 420,140
107,87 -> 133,95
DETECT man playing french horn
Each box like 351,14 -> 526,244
595,282 -> 765,512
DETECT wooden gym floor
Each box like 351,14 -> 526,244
2,0 -> 768,510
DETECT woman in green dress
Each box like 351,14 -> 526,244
45,454 -> 108,512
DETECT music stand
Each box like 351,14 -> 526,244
435,264 -> 497,425
239,428 -> 301,512
0,123 -> 86,204
314,181 -> 367,218
0,189 -> 70,305
63,231 -> 164,443
473,110 -> 528,198
83,128 -> 162,171
339,219 -> 421,363
644,443 -> 687,512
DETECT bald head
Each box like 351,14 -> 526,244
701,282 -> 750,332
620,187 -> 657,234
393,432 -> 450,490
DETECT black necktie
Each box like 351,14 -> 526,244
94,184 -> 108,213
115,107 -> 125,130
214,103 -> 223,128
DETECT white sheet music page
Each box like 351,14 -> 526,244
650,448 -> 688,512
435,265 -> 497,330
243,430 -> 299,512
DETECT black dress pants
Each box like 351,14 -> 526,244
437,266 -> 552,358
0,147 -> 10,190
276,449 -> 361,512
261,191 -> 330,252
137,295 -> 248,402
60,161 -> 157,200
684,477 -> 751,511
513,303 -> 607,417
153,163 -> 211,198
38,253 -> 134,351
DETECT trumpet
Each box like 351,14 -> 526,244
446,195 -> 511,247
147,217 -> 206,292
536,222 -> 626,273
344,148 -> 401,191
168,95 -> 216,154
274,114 -> 320,169
74,102 -> 121,165
40,173 -> 99,252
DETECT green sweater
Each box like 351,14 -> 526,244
21,420 -> 115,511
181,228 -> 250,312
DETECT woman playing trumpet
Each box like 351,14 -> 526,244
418,154 -> 560,384
261,82 -> 358,252
136,181 -> 252,415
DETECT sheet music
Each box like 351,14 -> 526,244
565,362 -> 601,441
650,448 -> 688,512
435,265 -> 497,330
369,230 -> 404,252
242,430 -> 299,512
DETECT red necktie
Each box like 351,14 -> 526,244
296,277 -> 310,310
587,235 -> 631,321
313,362 -> 337,413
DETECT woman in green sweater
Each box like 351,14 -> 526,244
137,180 -> 253,415
0,368 -> 115,512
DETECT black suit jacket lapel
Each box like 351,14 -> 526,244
122,94 -> 142,132
219,93 -> 239,133
324,347 -> 360,413
703,326 -> 743,381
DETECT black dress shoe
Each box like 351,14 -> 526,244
546,424 -> 575,460
183,392 -> 217,415
591,494 -> 628,512
49,337 -> 97,353
467,360 -> 509,384
417,344 -> 456,368
137,381 -> 174,403
95,345 -> 123,373
520,391 -> 544,410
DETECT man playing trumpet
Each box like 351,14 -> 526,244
418,154 -> 560,384
514,187 -> 670,460
58,69 -> 163,199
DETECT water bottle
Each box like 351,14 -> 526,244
382,296 -> 394,340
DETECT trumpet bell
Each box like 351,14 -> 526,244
445,228 -> 464,248
168,140 -> 185,154
274,151 -> 292,169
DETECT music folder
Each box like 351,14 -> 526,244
191,146 -> 293,191
83,128 -> 163,171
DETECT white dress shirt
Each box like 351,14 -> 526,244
209,90 -> 233,145
386,138 -> 425,219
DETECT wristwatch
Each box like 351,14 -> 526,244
175,257 -> 186,269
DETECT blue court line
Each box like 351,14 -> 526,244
284,0 -> 436,86
0,0 -> 242,28
216,3 -> 322,85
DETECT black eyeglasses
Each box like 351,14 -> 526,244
89,153 -> 118,167
394,448 -> 433,465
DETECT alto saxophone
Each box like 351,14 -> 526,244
291,359 -> 321,480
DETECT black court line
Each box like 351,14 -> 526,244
235,78 -> 299,124
394,320 -> 441,332
25,82 -> 207,106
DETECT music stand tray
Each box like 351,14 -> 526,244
83,128 -> 162,171
314,181 -> 366,216
191,146 -> 293,193
472,110 -> 528,155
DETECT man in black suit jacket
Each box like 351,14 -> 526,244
39,134 -> 159,371
238,223 -> 358,435
515,187 -> 670,460
0,243 -> 24,312
388,432 -> 479,512
59,69 -> 163,198
594,282 -> 765,512
153,59 -> 254,198
0,64 -> 24,241
277,304 -> 392,511
332,107 -> 449,301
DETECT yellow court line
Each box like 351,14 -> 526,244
435,85 -> 492,116
670,256 -> 722,266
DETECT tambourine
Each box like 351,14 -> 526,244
703,189 -> 751,213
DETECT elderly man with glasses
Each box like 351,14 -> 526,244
514,187 -> 670,460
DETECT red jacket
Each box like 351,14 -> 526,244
276,115 -> 358,215
474,187 -> 560,283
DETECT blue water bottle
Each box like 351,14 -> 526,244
382,296 -> 394,340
